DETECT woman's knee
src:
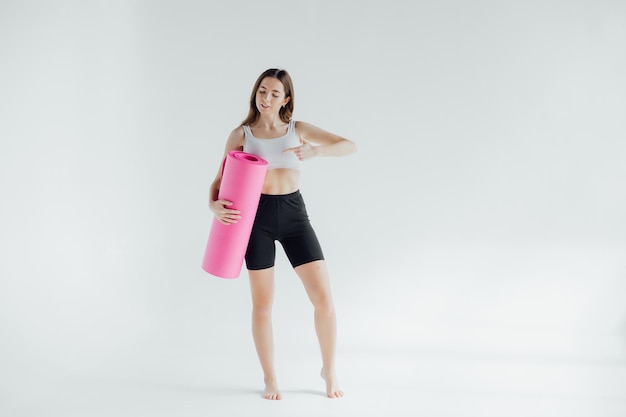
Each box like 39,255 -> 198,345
312,296 -> 335,316
252,302 -> 273,316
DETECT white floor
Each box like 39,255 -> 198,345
3,335 -> 626,417
3,242 -> 625,416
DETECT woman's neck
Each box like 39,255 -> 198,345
254,114 -> 286,129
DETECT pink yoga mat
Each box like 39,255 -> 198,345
202,151 -> 268,278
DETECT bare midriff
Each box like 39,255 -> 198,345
261,169 -> 300,195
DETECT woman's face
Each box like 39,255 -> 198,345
256,77 -> 290,114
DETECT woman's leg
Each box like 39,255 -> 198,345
249,267 -> 281,400
294,260 -> 343,398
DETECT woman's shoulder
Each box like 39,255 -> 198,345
293,120 -> 310,130
232,125 -> 246,132
226,125 -> 246,148
294,120 -> 318,133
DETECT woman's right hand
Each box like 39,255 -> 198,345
209,199 -> 241,225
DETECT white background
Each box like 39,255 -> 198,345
1,1 -> 625,416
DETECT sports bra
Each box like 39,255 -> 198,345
242,120 -> 302,171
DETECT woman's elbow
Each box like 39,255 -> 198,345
348,140 -> 358,155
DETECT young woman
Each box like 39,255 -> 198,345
209,68 -> 357,400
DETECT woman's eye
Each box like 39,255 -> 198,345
272,94 -> 279,98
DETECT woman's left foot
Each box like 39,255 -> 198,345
321,367 -> 344,398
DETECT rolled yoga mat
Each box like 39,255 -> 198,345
202,151 -> 268,278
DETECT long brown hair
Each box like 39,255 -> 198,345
241,68 -> 295,126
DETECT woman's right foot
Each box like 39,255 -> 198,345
263,378 -> 282,400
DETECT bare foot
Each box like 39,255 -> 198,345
320,368 -> 344,398
263,378 -> 282,400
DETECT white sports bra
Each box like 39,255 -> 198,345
242,120 -> 302,171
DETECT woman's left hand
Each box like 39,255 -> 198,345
283,137 -> 317,161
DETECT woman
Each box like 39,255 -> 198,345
209,68 -> 357,400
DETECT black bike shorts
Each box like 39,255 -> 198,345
245,190 -> 324,270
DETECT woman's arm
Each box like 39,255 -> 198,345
208,127 -> 244,225
284,121 -> 357,160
